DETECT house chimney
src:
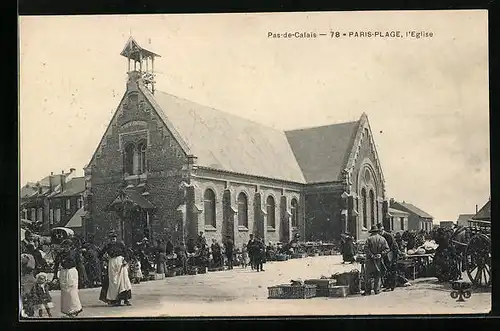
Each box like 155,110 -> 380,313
49,172 -> 54,193
60,172 -> 65,192
475,204 -> 478,213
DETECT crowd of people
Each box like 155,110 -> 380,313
339,224 -> 434,295
21,221 -> 452,317
20,228 -> 307,318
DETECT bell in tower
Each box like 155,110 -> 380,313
120,37 -> 161,94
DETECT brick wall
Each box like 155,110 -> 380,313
87,84 -> 188,246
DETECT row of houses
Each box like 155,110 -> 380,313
20,169 -> 85,235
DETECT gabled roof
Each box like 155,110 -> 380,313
151,89 -> 307,183
472,200 -> 491,220
457,214 -> 475,222
285,121 -> 360,183
64,207 -> 86,228
53,177 -> 85,198
388,207 -> 410,216
393,201 -> 434,219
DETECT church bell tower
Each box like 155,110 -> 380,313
120,37 -> 161,94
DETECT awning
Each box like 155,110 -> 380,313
64,207 -> 86,228
108,189 -> 155,210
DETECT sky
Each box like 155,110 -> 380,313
19,11 -> 490,221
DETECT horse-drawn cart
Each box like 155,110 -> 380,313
448,220 -> 491,288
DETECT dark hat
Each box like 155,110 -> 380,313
249,233 -> 254,237
369,225 -> 380,233
108,230 -> 118,238
376,223 -> 384,229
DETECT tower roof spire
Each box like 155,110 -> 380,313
120,36 -> 161,62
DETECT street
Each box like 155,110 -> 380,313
30,255 -> 491,318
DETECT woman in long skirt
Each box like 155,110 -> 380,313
52,239 -> 83,317
99,231 -> 132,306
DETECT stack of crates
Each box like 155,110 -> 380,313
304,279 -> 337,297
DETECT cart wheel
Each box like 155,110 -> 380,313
463,290 -> 471,299
450,291 -> 459,299
465,234 -> 491,288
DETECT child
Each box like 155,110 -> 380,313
128,251 -> 143,284
31,273 -> 53,317
241,244 -> 249,269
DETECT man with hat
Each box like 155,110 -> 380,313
247,234 -> 257,270
99,230 -> 132,306
377,223 -> 399,291
224,236 -> 234,270
363,225 -> 390,295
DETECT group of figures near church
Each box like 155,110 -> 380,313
20,226 -> 307,318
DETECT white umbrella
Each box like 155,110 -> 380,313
20,228 -> 26,241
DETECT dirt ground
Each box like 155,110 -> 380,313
24,255 -> 491,318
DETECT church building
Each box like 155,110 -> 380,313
83,38 -> 389,247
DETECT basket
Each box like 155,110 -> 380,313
198,267 -> 207,274
276,254 -> 288,261
268,284 -> 317,299
304,279 -> 337,297
187,267 -> 198,275
328,285 -> 349,298
292,253 -> 307,259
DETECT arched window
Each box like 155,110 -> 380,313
369,190 -> 375,225
138,141 -> 147,174
204,189 -> 216,228
291,198 -> 298,228
124,143 -> 135,175
237,192 -> 248,228
361,188 -> 367,228
266,196 -> 276,228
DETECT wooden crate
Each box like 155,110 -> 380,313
155,273 -> 165,280
304,279 -> 337,297
268,284 -> 317,299
333,271 -> 361,294
328,285 -> 349,298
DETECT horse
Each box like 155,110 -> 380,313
431,225 -> 471,282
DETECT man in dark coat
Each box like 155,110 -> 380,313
196,232 -> 207,250
363,225 -> 390,295
377,223 -> 399,291
340,233 -> 356,264
21,230 -> 35,254
247,234 -> 257,270
211,239 -> 223,268
224,236 -> 234,270
82,235 -> 102,287
255,237 -> 266,272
